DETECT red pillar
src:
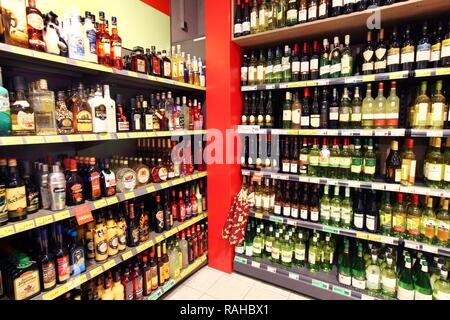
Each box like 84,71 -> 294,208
205,0 -> 242,273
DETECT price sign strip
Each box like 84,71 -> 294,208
234,254 -> 385,300
35,214 -> 208,300
0,173 -> 208,239
242,169 -> 450,199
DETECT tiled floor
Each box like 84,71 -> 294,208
163,266 -> 313,300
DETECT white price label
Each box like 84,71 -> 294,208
251,261 -> 261,268
267,266 -> 277,273
289,272 -> 300,281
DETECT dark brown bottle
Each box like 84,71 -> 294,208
127,203 -> 139,247
84,157 -> 101,201
66,159 -> 84,206
6,159 -> 27,221
100,159 -> 116,198
299,183 -> 309,221
21,161 -> 39,214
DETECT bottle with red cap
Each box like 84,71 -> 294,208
291,44 -> 300,81
301,88 -> 311,129
66,159 -> 84,206
401,139 -> 416,186
393,193 -> 407,236
300,42 -> 310,81
310,40 -> 320,80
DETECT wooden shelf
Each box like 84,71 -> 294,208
232,0 -> 450,48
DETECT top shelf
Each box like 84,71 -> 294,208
232,0 -> 450,48
0,43 -> 206,93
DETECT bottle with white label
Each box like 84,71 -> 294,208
252,227 -> 263,258
397,255 -> 415,300
320,185 -> 331,225
308,235 -> 320,272
416,21 -> 431,70
103,85 -> 116,133
424,137 -> 444,188
411,81 -> 431,129
48,165 -> 66,211
381,255 -> 397,298
89,85 -> 108,133
293,231 -> 306,267
83,11 -> 97,63
430,80 -> 446,129
68,9 -> 85,61
366,253 -> 381,295
281,234 -> 293,267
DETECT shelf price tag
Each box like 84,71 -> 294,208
2,137 -> 23,145
415,69 -> 432,77
89,266 -> 104,278
288,272 -> 299,281
163,279 -> 176,292
173,178 -> 185,185
137,243 -> 149,253
106,196 -> 119,205
426,130 -> 443,137
121,251 -> 133,261
117,133 -> 129,139
361,294 -> 376,300
362,75 -> 375,82
355,232 -> 369,240
45,136 -> 63,143
404,241 -> 421,250
160,182 -> 169,189
14,220 -> 36,233
422,244 -> 439,254
147,185 -> 156,193
0,225 -> 15,238
103,259 -> 117,270
124,192 -> 135,200
149,289 -> 162,300
155,235 -> 165,243
269,216 -> 283,223
267,266 -> 277,273
265,84 -> 275,90
251,261 -> 260,269
254,212 -> 263,219
35,215 -> 54,227
380,236 -> 396,245
26,136 -> 45,144
323,227 -> 340,234
42,284 -> 69,300
389,71 -> 406,80
368,234 -> 381,242
93,199 -> 107,209
53,210 -> 71,222
311,279 -> 329,290
385,183 -> 400,192
234,256 -> 247,264
332,285 -> 351,297
436,68 -> 450,76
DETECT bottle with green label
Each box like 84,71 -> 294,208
281,234 -> 293,267
330,186 -> 341,227
397,255 -> 415,300
320,185 -> 331,225
363,138 -> 376,181
320,234 -> 333,273
340,187 -> 352,229
351,242 -> 366,291
0,67 -> 11,136
379,192 -> 393,236
294,230 -> 306,268
308,235 -> 320,272
351,138 -> 363,181
264,225 -> 275,258
414,259 -> 433,300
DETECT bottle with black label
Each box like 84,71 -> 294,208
100,159 -> 116,198
68,229 -> 86,276
155,195 -> 164,234
127,203 -> 139,247
387,26 -> 401,72
21,161 -> 39,214
66,159 -> 84,206
6,159 -> 27,221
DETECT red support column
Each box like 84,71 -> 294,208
205,0 -> 242,273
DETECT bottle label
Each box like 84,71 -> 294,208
338,274 -> 351,286
341,56 -> 351,74
437,221 -> 450,241
234,23 -> 242,35
414,291 -> 432,300
283,206 -> 291,217
271,247 -> 279,260
427,163 -> 443,182
393,214 -> 406,232
309,155 -> 319,166
416,43 -> 431,62
319,3 -> 327,16
362,112 -> 373,120
265,65 -> 273,77
273,64 -> 282,74
301,116 -> 310,127
42,261 -> 56,290
363,158 -> 376,175
76,110 -> 93,132
241,67 -> 248,82
308,6 -> 317,19
292,61 -> 300,73
291,207 -> 299,218
308,252 -> 316,264
13,269 -> 40,300
310,209 -> 319,222
397,286 -> 415,300
444,165 -> 450,182
329,109 -> 339,121
286,9 -> 297,21
401,159 -> 416,184
330,63 -> 341,75
281,251 -> 292,263
381,275 -> 396,292
362,61 -> 374,72
250,11 -> 257,28
352,278 -> 366,290
283,110 -> 292,122
301,61 -> 309,73
242,21 -> 250,33
248,66 -> 255,81
331,206 -> 340,222
300,209 -> 308,220
282,57 -> 291,72
253,242 -> 262,254
339,156 -> 351,169
366,215 -> 375,231
401,46 -> 415,63
310,58 -> 319,72
57,255 -> 70,281
387,48 -> 400,66
422,218 -> 435,239
282,161 -> 290,173
375,60 -> 386,71
339,113 -> 349,123
295,248 -> 305,261
353,214 -> 364,229
6,186 -> 27,217
290,163 -> 298,173
351,157 -> 362,173
291,109 -> 300,124
274,204 -> 282,215
333,0 -> 343,6
298,9 -> 307,22
432,102 -> 444,122
320,64 -> 330,76
366,272 -> 381,290
311,115 -> 320,128
257,65 -> 265,81
441,39 -> 450,58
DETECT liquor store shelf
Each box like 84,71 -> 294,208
232,0 -> 450,48
0,171 -> 208,239
241,68 -> 450,92
28,213 -> 208,301
144,253 -> 208,300
0,130 -> 207,146
0,43 -> 205,92
233,254 -> 384,300
238,126 -> 450,137
248,210 -> 450,258
242,169 -> 450,198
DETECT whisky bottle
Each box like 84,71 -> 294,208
11,76 -> 35,136
26,0 -> 46,52
70,83 -> 93,133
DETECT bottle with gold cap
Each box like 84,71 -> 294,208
420,197 -> 436,244
112,269 -> 124,300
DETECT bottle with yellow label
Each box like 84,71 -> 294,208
115,209 -> 127,252
101,274 -> 114,300
94,212 -> 108,262
112,270 -> 124,300
106,209 -> 119,257
436,199 -> 450,247
420,197 -> 436,244
400,139 -> 416,186
85,222 -> 96,260
6,158 -> 27,221
162,242 -> 170,282
406,194 -> 421,241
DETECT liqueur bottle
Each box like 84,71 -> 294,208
96,12 -> 111,66
11,76 -> 35,136
110,17 -> 123,69
26,0 -> 46,52
6,159 -> 27,221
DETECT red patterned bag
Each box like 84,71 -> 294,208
222,188 -> 250,246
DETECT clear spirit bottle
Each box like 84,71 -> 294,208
31,79 -> 57,135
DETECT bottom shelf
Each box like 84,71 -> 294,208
233,254 -> 386,300
145,253 -> 208,300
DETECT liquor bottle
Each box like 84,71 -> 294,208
401,25 -> 415,71
385,140 -> 401,183
340,35 -> 352,77
338,239 -> 352,286
300,42 -> 310,81
329,87 -> 339,129
282,45 -> 292,82
363,138 -> 376,181
115,94 -> 129,132
420,197 -> 436,244
400,138 -> 416,187
353,189 -> 365,231
404,193 -> 421,241
310,185 -> 320,222
265,91 -> 273,128
330,186 -> 341,227
430,80 -> 446,129
308,0 -> 318,21
242,0 -> 251,36
310,88 -> 320,129
265,49 -> 274,83
31,79 -> 57,135
318,0 -> 329,19
326,138 -> 339,178
436,199 -> 449,246
11,76 -> 35,136
282,138 -> 291,173
299,183 -> 309,221
299,137 -> 309,175
350,138 -> 362,180
250,0 -> 258,34
373,83 -> 386,128
387,26 -> 401,72
365,190 -> 379,232
432,267 -> 450,300
54,91 -> 73,135
48,165 -> 66,211
424,137 -> 444,188
331,0 -> 343,17
83,12 -> 97,64
362,84 -> 374,128
26,0 -> 46,52
320,38 -> 330,79
96,12 -> 111,66
349,87 -> 362,128
362,31 -> 374,75
70,83 -> 93,133
282,92 -> 293,129
380,254 -> 397,298
320,185 -> 331,224
85,157 -> 101,201
320,88 -> 329,128
339,87 -> 351,129
397,255 -> 415,300
330,37 -> 341,78
414,259 -> 432,300
339,138 -> 351,179
297,0 -> 307,24
290,138 -> 300,174
442,17 -> 450,67
392,192 -> 406,236
411,81 -> 430,129
351,243 -> 366,290
293,230 -> 306,267
37,227 -> 56,291
248,51 -> 257,85
0,159 -> 8,225
234,0 -> 243,37
53,222 -> 70,284
286,0 -> 298,26
151,46 -> 161,77
301,88 -> 311,128
310,40 -> 320,80
308,138 -> 320,176
68,10 -> 85,61
241,54 -> 248,86
100,160 -> 116,197
384,81 -> 399,128
22,161 -> 39,214
416,21 -> 431,70
256,50 -> 266,85
375,29 -> 387,74
339,187 -> 352,228
65,159 -> 83,206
